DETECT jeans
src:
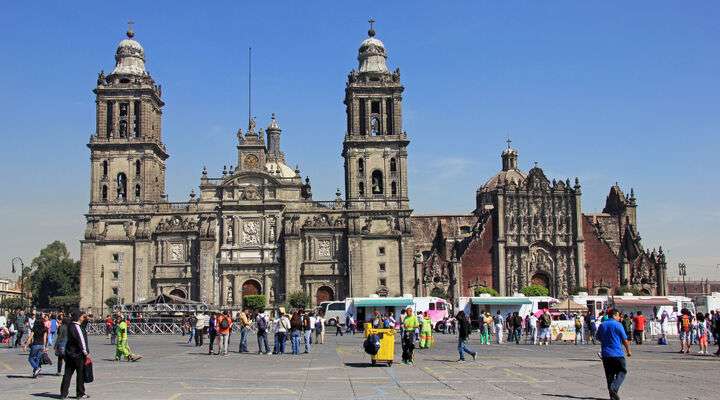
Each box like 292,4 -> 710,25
402,331 -> 415,363
14,330 -> 24,348
633,330 -> 643,345
239,327 -> 249,353
495,325 -> 503,343
276,332 -> 287,354
187,327 -> 195,343
257,331 -> 270,353
208,331 -> 217,354
291,330 -> 301,355
48,332 -> 56,347
458,338 -> 476,360
575,328 -> 584,344
530,326 -> 537,344
28,344 -> 44,370
601,357 -> 627,395
303,330 -> 312,353
219,333 -> 229,355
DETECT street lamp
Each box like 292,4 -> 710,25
10,257 -> 26,311
678,263 -> 687,297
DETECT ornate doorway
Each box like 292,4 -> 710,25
242,280 -> 261,297
168,288 -> 187,299
316,286 -> 334,304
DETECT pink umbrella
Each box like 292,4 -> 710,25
533,308 -> 548,318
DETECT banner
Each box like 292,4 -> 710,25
550,320 -> 576,341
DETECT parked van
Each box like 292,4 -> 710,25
319,301 -> 349,326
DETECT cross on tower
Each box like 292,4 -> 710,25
127,20 -> 135,38
369,18 -> 375,30
506,137 -> 512,149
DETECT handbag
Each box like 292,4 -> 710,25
41,351 -> 53,365
83,356 -> 94,383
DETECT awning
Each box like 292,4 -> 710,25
354,298 -> 414,307
612,298 -> 674,307
470,297 -> 532,306
552,299 -> 588,311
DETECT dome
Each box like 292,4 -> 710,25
357,24 -> 389,73
480,169 -> 526,193
111,30 -> 147,76
265,160 -> 295,178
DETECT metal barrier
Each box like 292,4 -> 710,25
86,322 -> 243,335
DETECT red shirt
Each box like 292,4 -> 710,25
633,315 -> 646,331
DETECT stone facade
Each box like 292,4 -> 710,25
80,24 -> 416,313
415,145 -> 669,301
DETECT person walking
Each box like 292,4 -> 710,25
290,311 -> 302,355
256,311 -> 270,354
538,310 -> 552,346
114,314 -> 142,362
207,313 -> 218,355
696,312 -> 709,355
678,309 -> 691,354
216,311 -> 232,356
419,312 -> 433,349
187,314 -> 197,344
528,313 -> 538,344
511,312 -> 523,344
632,311 -> 646,345
493,311 -> 504,344
53,315 -> 68,376
276,312 -> 290,355
238,309 -> 251,353
194,313 -> 205,347
60,311 -> 90,399
14,310 -> 27,348
23,313 -> 47,378
574,313 -> 585,345
621,314 -> 633,342
401,307 -> 419,365
302,310 -> 312,353
315,313 -> 325,345
596,309 -> 631,400
456,311 -> 477,362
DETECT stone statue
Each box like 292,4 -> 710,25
226,284 -> 233,304
226,218 -> 234,244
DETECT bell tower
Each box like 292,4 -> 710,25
342,19 -> 409,210
88,23 -> 168,206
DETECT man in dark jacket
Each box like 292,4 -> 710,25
60,310 -> 89,399
456,311 -> 477,362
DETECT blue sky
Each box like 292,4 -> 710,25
1,2 -> 718,280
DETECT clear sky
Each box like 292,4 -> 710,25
1,2 -> 718,281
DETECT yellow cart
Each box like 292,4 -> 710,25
364,324 -> 395,366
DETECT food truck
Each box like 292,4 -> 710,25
341,295 -> 451,329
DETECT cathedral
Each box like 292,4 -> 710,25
79,23 -> 667,314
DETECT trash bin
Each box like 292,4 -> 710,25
364,323 -> 395,366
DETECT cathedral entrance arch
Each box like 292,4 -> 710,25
241,279 -> 261,297
316,286 -> 334,304
530,272 -> 550,289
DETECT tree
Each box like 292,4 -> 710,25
0,297 -> 24,311
28,241 -> 80,309
105,297 -> 120,309
474,287 -> 499,297
521,285 -> 550,297
286,291 -> 311,310
243,295 -> 267,311
49,295 -> 80,309
429,287 -> 448,299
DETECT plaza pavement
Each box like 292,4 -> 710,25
1,332 -> 717,400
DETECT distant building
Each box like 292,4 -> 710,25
668,279 -> 720,298
0,278 -> 21,309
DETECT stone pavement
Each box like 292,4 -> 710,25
1,332 -> 717,399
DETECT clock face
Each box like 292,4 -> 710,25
244,154 -> 259,169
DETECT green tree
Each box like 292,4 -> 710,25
28,241 -> 80,309
286,291 -> 311,310
521,285 -> 550,297
429,287 -> 448,299
49,295 -> 80,309
474,287 -> 499,297
243,295 -> 267,311
0,297 -> 24,311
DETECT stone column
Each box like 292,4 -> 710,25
497,190 -> 507,295
574,188 -> 587,288
233,275 -> 241,307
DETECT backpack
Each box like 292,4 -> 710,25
257,316 -> 268,332
219,318 -> 229,330
680,315 -> 690,332
541,313 -> 551,327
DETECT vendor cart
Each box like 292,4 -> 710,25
364,324 -> 395,366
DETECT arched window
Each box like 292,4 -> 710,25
390,158 -> 397,173
358,158 -> 364,174
102,185 -> 108,201
116,173 -> 127,201
102,160 -> 108,177
371,170 -> 383,194
135,160 -> 141,176
135,184 -> 141,199
391,181 -> 397,196
358,182 -> 365,196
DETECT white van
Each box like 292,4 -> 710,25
319,301 -> 348,326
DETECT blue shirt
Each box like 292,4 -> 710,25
596,319 -> 627,358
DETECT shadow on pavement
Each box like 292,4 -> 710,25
344,362 -> 382,368
6,375 -> 33,379
30,393 -> 62,399
542,394 -> 606,400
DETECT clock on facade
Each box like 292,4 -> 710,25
244,154 -> 259,169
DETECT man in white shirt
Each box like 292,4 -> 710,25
308,314 -> 316,345
315,314 -> 325,344
528,314 -> 538,344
